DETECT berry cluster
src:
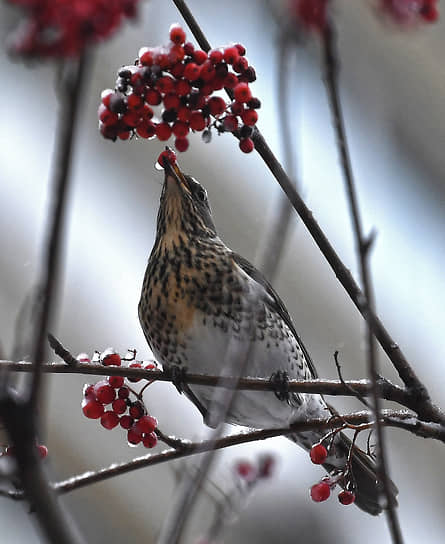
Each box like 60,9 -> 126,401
80,349 -> 159,449
379,0 -> 439,24
309,442 -> 356,506
6,0 -> 139,58
98,24 -> 260,153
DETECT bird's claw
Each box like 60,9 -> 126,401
270,370 -> 290,402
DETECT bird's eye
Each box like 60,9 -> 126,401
196,188 -> 206,202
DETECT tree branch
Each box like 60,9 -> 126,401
321,22 -> 402,543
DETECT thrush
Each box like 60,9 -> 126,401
138,156 -> 397,515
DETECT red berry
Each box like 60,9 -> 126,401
233,82 -> 252,103
118,130 -> 131,141
120,415 -> 133,429
183,62 -> 201,81
82,399 -> 105,419
156,76 -> 175,94
223,73 -> 239,89
139,47 -> 154,66
155,122 -> 172,141
235,460 -> 256,481
108,375 -> 124,389
235,43 -> 246,56
129,402 -> 145,420
127,362 -> 143,382
136,121 -> 156,139
338,490 -> 356,505
310,443 -> 328,465
135,415 -> 158,434
199,61 -> 215,82
208,96 -> 226,116
84,384 -> 95,400
144,361 -> 157,370
112,398 -> 127,415
122,111 -> 141,128
177,106 -> 192,122
169,44 -> 185,63
143,432 -> 158,448
101,411 -> 119,430
127,426 -> 143,445
37,445 -> 48,459
310,482 -> 331,502
99,123 -> 119,141
98,104 -> 118,126
101,350 -> 122,367
101,89 -> 113,108
239,138 -> 254,153
118,386 -> 130,399
146,89 -> 162,106
93,380 -> 116,404
241,109 -> 258,126
176,79 -> 191,97
169,24 -> 186,44
233,57 -> 249,73
223,115 -> 239,132
171,62 -> 185,78
189,111 -> 206,131
231,101 -> 244,116
209,49 -> 223,64
172,121 -> 189,138
193,49 -> 208,65
211,76 -> 225,91
223,46 -> 240,65
127,93 -> 143,110
175,137 -> 189,152
153,51 -> 170,69
164,93 -> 181,110
158,148 -> 177,168
184,42 -> 195,55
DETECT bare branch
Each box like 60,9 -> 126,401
321,22 -> 402,543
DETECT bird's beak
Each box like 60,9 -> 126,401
163,152 -> 190,193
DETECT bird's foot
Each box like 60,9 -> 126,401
270,370 -> 290,402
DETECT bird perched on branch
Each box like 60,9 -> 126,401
138,152 -> 397,515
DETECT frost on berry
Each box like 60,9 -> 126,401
98,25 -> 260,154
101,348 -> 122,367
309,443 -> 328,465
7,0 -> 140,58
310,481 -> 331,502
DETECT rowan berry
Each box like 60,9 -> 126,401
233,82 -> 252,103
139,48 -> 154,66
37,445 -> 49,459
223,115 -> 239,132
241,109 -> 258,126
235,460 -> 256,481
310,482 -> 331,502
82,399 -> 105,419
209,49 -> 223,64
169,44 -> 185,64
183,42 -> 195,56
127,427 -> 143,445
172,121 -> 189,138
120,415 -> 134,430
338,490 -> 356,505
112,398 -> 127,415
235,43 -> 246,56
175,137 -> 189,152
101,411 -> 119,430
164,93 -> 181,110
239,138 -> 254,153
118,386 -> 130,399
208,96 -> 226,116
183,62 -> 201,81
143,433 -> 158,448
169,24 -> 186,45
176,79 -> 191,96
156,76 -> 175,94
158,148 -> 177,168
136,121 -> 156,139
108,375 -> 124,389
135,415 -> 158,434
223,46 -> 240,64
193,50 -> 208,65
129,401 -> 145,420
189,111 -> 206,131
98,105 -> 118,126
101,350 -> 122,366
310,443 -> 328,464
122,111 -> 141,128
223,73 -> 239,88
93,381 -> 116,404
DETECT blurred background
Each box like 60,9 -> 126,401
1,0 -> 444,542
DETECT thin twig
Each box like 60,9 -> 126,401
0,410 -> 437,503
29,55 -> 88,408
0,359 -> 421,410
256,33 -> 297,281
322,23 -> 402,543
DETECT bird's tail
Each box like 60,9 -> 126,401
323,431 -> 398,516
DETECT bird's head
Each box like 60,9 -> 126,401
155,154 -> 217,248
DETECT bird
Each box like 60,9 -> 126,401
138,154 -> 397,515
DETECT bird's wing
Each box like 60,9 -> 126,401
231,252 -> 319,379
